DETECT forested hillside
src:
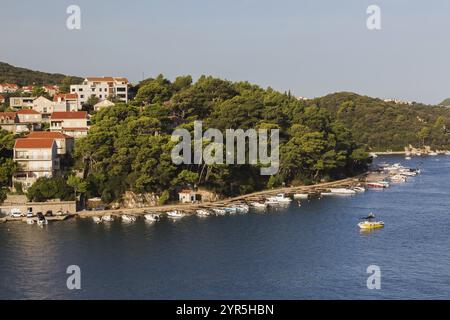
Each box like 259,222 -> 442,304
313,92 -> 450,151
0,62 -> 82,86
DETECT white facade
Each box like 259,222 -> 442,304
70,77 -> 128,108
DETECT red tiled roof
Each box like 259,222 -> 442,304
0,83 -> 19,89
51,111 -> 87,120
26,131 -> 72,139
53,93 -> 78,101
179,189 -> 195,194
14,138 -> 55,149
0,112 -> 17,119
17,109 -> 40,115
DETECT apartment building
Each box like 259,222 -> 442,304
33,96 -> 77,122
9,96 -> 36,109
70,77 -> 128,107
0,83 -> 19,93
50,111 -> 89,138
13,138 -> 60,189
26,131 -> 74,155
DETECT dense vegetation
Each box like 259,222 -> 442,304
0,130 -> 18,202
73,75 -> 370,202
314,92 -> 450,151
0,62 -> 83,87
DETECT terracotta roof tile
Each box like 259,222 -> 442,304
14,138 -> 55,149
51,111 -> 87,119
26,131 -> 72,139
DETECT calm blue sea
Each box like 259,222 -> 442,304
1,155 -> 450,299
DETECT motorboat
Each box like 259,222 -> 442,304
429,152 -> 438,156
405,156 -> 412,160
250,202 -> 268,209
102,215 -> 114,222
266,193 -> 292,203
10,208 -> 24,218
92,216 -> 102,224
358,220 -> 385,230
36,212 -> 48,226
212,208 -> 227,215
366,181 -> 389,189
26,218 -> 35,225
122,214 -> 137,222
224,207 -> 238,214
196,209 -> 211,216
234,204 -> 249,213
390,174 -> 407,183
329,188 -> 356,195
166,211 -> 185,219
352,186 -> 366,193
399,169 -> 417,177
144,213 -> 160,222
293,193 -> 309,199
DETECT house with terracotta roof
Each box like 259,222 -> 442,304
0,83 -> 19,93
50,111 -> 89,138
17,109 -> 42,124
21,85 -> 34,93
13,138 -> 60,189
26,131 -> 74,155
70,77 -> 128,107
0,112 -> 34,134
94,99 -> 115,111
9,96 -> 36,109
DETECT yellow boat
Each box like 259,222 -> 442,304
358,220 -> 385,230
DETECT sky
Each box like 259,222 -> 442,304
1,0 -> 450,104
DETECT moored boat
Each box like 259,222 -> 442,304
358,220 -> 385,230
92,216 -> 102,224
352,186 -> 366,193
329,188 -> 356,195
293,193 -> 309,199
166,210 -> 185,219
36,212 -> 48,226
250,202 -> 268,209
102,215 -> 114,222
266,193 -> 292,203
366,181 -> 389,188
122,214 -> 137,222
196,209 -> 211,216
212,208 -> 227,215
144,213 -> 160,222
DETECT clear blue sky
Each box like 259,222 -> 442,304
1,0 -> 450,104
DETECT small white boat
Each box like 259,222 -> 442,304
352,186 -> 366,193
224,207 -> 238,214
405,156 -> 412,160
399,169 -> 417,177
429,152 -> 438,156
293,193 -> 309,199
390,174 -> 407,183
445,151 -> 450,155
250,202 -> 268,209
144,213 -> 160,222
329,188 -> 356,195
196,209 -> 211,216
166,210 -> 185,219
266,193 -> 292,203
212,208 -> 227,215
234,204 -> 249,213
92,216 -> 102,224
367,181 -> 389,189
102,215 -> 114,222
26,218 -> 35,225
122,215 -> 137,222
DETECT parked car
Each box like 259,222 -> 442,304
10,208 -> 24,218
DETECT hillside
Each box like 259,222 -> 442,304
312,92 -> 450,151
0,62 -> 83,86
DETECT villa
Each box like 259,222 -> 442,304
0,83 -> 19,93
50,111 -> 89,138
26,131 -> 74,155
9,96 -> 36,109
12,138 -> 60,190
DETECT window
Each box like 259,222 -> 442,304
79,88 -> 83,92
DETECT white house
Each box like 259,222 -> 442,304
70,77 -> 128,108
9,96 -> 36,109
50,111 -> 89,138
0,83 -> 19,93
13,138 -> 60,189
53,93 -> 79,111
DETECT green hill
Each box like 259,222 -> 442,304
313,92 -> 450,151
0,61 -> 83,86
